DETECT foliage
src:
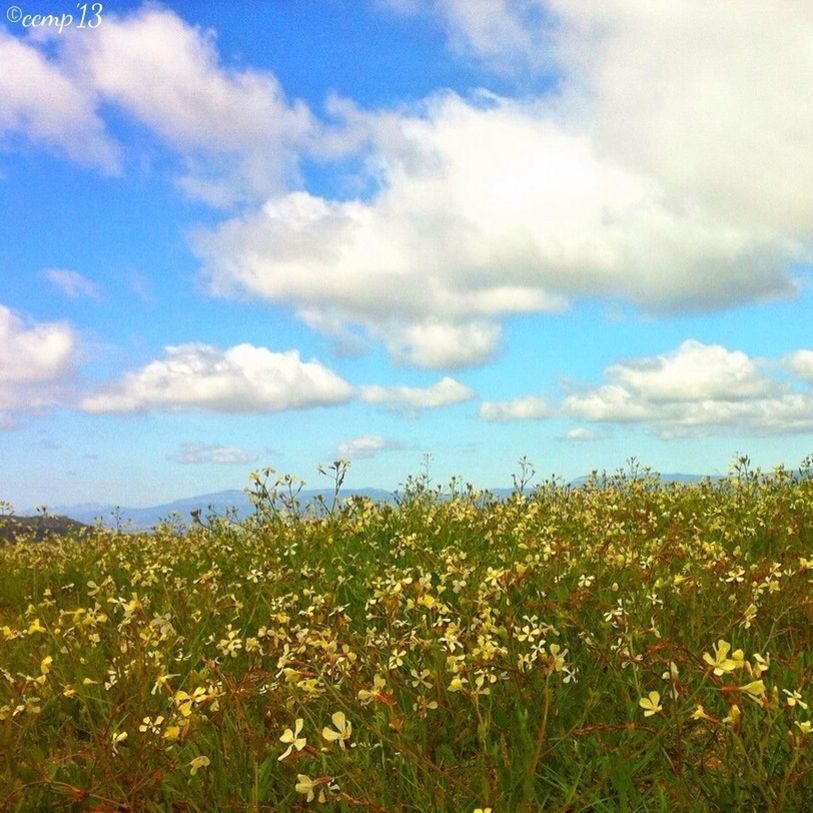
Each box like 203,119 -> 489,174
1,462 -> 812,811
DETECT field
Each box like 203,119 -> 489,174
1,461 -> 812,812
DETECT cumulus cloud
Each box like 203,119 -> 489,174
562,341 -> 776,431
196,92 -> 796,367
550,1 -> 813,239
381,0 -> 551,72
41,268 -> 100,299
0,305 -> 76,384
563,426 -> 599,441
0,31 -> 120,172
601,340 -> 772,404
576,391 -> 813,439
0,304 -> 77,426
78,342 -> 471,418
193,1 -> 813,366
1,8 -> 316,205
479,394 -> 549,422
412,1 -> 813,237
487,340 -> 813,438
5,4 -> 813,370
80,342 -> 353,414
168,442 -> 258,465
65,6 -> 316,206
360,375 -> 474,414
385,320 -> 502,368
786,350 -> 813,384
336,434 -> 402,459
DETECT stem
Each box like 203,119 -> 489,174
524,672 -> 552,801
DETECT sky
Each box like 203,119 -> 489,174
2,0 -> 813,508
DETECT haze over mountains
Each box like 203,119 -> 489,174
23,474 -> 710,528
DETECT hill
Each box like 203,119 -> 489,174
0,514 -> 88,543
20,474 -> 712,528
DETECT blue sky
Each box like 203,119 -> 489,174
2,0 -> 813,508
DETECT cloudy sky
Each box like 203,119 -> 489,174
2,0 -> 813,507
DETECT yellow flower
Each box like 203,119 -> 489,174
795,720 -> 811,735
295,774 -> 323,803
749,653 -> 770,678
322,711 -> 352,748
358,674 -> 387,705
639,691 -> 662,717
740,603 -> 757,629
448,676 -> 467,692
174,690 -> 194,717
722,704 -> 741,726
111,731 -> 127,755
40,656 -> 53,675
474,808 -> 493,813
691,704 -> 711,721
163,725 -> 181,741
738,680 -> 765,699
703,640 -> 745,676
783,689 -> 808,710
548,644 -> 567,672
188,755 -> 210,775
279,718 -> 306,760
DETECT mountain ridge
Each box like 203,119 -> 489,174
20,473 -> 712,528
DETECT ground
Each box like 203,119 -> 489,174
1,467 -> 812,811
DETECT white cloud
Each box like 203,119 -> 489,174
479,394 -> 549,422
81,342 -> 353,414
360,375 -> 474,413
336,434 -> 401,459
786,350 -> 813,384
602,340 -> 772,403
560,341 -> 813,438
0,31 -> 120,172
475,340 -> 813,438
196,92 -> 795,367
0,304 -> 76,384
564,426 -> 599,441
419,1 -> 813,240
67,7 -> 315,205
380,0 -> 550,72
5,4 -> 813,372
1,8 -> 317,204
0,304 -> 77,426
168,442 -> 258,465
549,1 -> 813,238
41,268 -> 100,299
385,320 -> 501,368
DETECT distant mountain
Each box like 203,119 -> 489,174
0,515 -> 88,543
567,472 -> 713,487
22,473 -> 714,529
30,488 -> 398,528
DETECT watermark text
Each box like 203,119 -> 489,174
6,2 -> 103,33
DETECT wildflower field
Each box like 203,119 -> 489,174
1,462 -> 812,812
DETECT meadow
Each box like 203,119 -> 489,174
1,458 -> 812,812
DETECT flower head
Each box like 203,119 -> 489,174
703,640 -> 745,676
322,711 -> 352,748
691,704 -> 711,721
279,718 -> 306,760
639,691 -> 662,717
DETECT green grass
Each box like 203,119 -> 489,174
1,464 -> 812,811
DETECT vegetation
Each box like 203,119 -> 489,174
1,457 -> 812,811
0,513 -> 88,544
